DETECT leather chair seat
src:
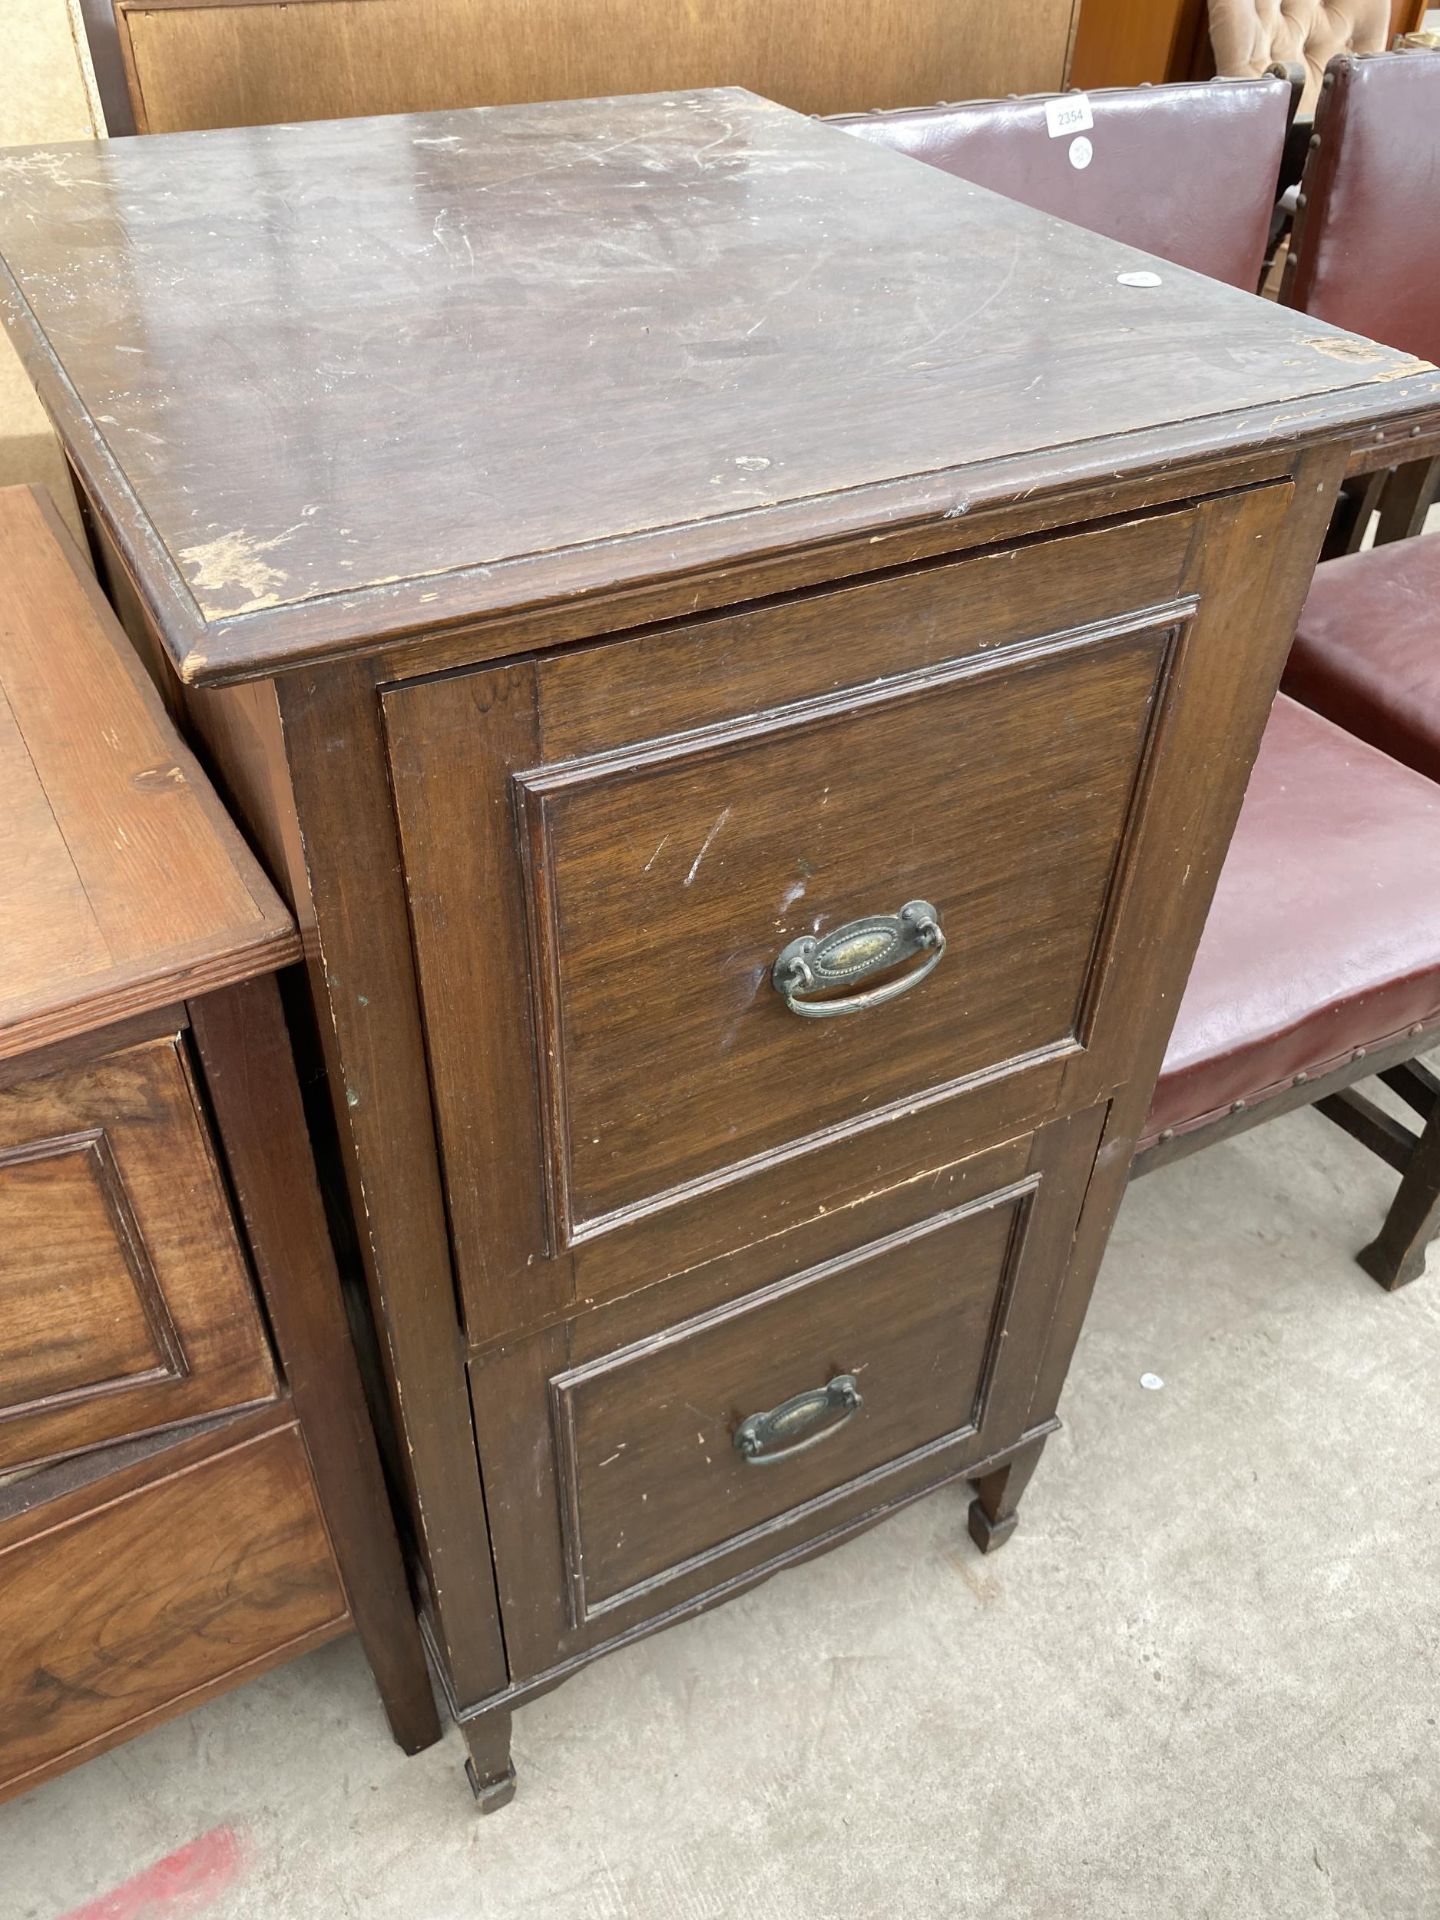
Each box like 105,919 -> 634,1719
1282,535 -> 1440,786
1143,695 -> 1440,1147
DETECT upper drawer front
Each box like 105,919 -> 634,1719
520,615 -> 1167,1232
385,508 -> 1196,1338
0,1039 -> 278,1471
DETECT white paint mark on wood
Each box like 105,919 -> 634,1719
178,525 -> 304,612
684,807 -> 731,886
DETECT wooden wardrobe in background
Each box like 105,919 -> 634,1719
83,0 -> 1084,137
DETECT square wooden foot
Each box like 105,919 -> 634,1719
465,1756 -> 518,1812
967,1497 -> 1019,1555
461,1709 -> 515,1812
967,1434 -> 1046,1554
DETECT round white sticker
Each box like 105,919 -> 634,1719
1068,135 -> 1093,171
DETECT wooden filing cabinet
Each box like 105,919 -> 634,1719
1,89 -> 1435,1806
0,486 -> 437,1802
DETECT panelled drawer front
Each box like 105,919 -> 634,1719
470,1108 -> 1103,1681
0,1416 -> 347,1800
519,614 -> 1172,1233
0,1039 -> 278,1471
385,507 -> 1195,1339
553,1185 -> 1029,1618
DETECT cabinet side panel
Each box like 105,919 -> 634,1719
276,661 -> 510,1708
1036,451 -> 1350,1424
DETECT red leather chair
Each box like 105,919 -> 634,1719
1281,51 -> 1440,754
828,75 -> 1294,290
831,68 -> 1440,1287
1136,700 -> 1440,1289
1243,52 -> 1440,1288
1282,49 -> 1440,550
1284,537 -> 1440,789
1282,54 -> 1440,825
1283,50 -> 1440,373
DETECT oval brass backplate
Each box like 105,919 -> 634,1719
772,900 -> 945,1019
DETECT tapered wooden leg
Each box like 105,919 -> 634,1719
967,1436 -> 1047,1555
1358,1096 -> 1440,1292
462,1710 -> 516,1812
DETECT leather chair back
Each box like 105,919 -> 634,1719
1209,0 -> 1391,113
1284,49 -> 1440,368
828,77 -> 1291,290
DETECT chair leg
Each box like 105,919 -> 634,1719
1320,468 -> 1388,559
967,1435 -> 1047,1555
1373,455 -> 1439,546
1357,1095 -> 1440,1292
1315,1086 -> 1412,1174
1378,1059 -> 1440,1121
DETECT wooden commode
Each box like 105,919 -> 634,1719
0,486 -> 437,1802
0,90 -> 1435,1805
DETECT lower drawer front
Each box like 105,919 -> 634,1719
476,1110 -> 1098,1682
555,1178 -> 1033,1620
0,1415 -> 347,1800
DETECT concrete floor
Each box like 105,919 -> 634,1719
5,1104 -> 1438,1920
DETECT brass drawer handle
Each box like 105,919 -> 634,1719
772,900 -> 945,1018
733,1373 -> 863,1465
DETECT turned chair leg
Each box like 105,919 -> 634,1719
967,1435 -> 1047,1555
1358,1087 -> 1440,1292
461,1710 -> 516,1812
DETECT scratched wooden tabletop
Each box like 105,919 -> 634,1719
0,88 -> 1434,679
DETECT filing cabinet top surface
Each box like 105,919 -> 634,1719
0,87 -> 1436,685
0,485 -> 299,1059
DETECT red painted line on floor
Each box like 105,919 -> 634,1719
55,1825 -> 249,1920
